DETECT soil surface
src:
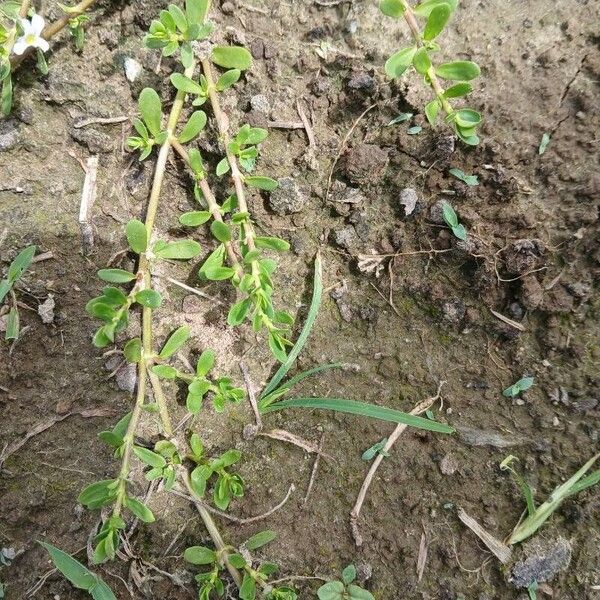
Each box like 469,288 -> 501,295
1,0 -> 599,599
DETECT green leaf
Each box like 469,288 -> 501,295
170,72 -> 204,94
263,398 -> 454,433
441,200 -> 458,227
503,376 -> 535,398
38,542 -> 115,598
123,337 -> 142,363
245,530 -> 277,550
179,210 -> 211,227
152,364 -> 178,379
227,298 -> 251,326
8,245 -> 36,282
184,546 -> 216,565
1,75 -> 12,117
189,433 -> 204,457
424,99 -> 440,125
180,41 -> 193,68
362,438 -> 389,461
196,349 -> 215,376
240,573 -> 257,600
448,167 -> 478,186
423,3 -> 451,40
387,112 -> 413,126
190,464 -> 212,495
185,0 -> 210,25
228,554 -> 247,568
97,269 -> 136,283
125,497 -> 155,523
168,3 -> 188,31
211,46 -> 252,70
5,306 -> 19,340
384,46 -> 417,78
78,480 -> 115,509
216,157 -> 230,176
139,88 -> 162,137
443,82 -> 473,98
317,581 -> 345,600
244,176 -> 278,191
412,47 -> 432,75
0,280 -> 11,305
216,68 -> 241,91
435,60 -> 480,81
538,132 -> 550,155
133,446 -> 167,468
255,236 -> 290,251
451,224 -> 467,241
413,0 -> 457,17
342,565 -> 357,585
379,0 -> 405,17
179,110 -> 207,143
261,255 -> 323,398
159,325 -> 190,358
347,585 -> 375,600
455,108 -> 482,128
210,220 -> 231,242
407,125 -> 422,135
154,240 -> 201,259
126,219 -> 148,254
135,289 -> 162,308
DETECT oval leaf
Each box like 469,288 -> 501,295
210,220 -> 231,242
126,219 -> 148,254
154,240 -> 201,259
379,0 -> 405,17
211,46 -> 252,70
178,110 -> 207,143
139,88 -> 162,137
159,325 -> 190,358
184,545 -> 216,565
179,211 -> 211,226
423,3 -> 451,40
244,176 -> 278,191
435,60 -> 480,81
97,269 -> 136,283
385,46 -> 416,78
244,530 -> 277,550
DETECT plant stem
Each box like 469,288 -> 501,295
399,0 -> 455,116
170,138 -> 243,274
200,59 -> 258,254
180,469 -> 243,587
9,0 -> 99,69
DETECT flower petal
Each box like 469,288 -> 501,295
12,38 -> 28,55
34,37 -> 50,53
19,18 -> 32,34
30,14 -> 45,35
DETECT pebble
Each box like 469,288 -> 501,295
399,187 -> 418,217
332,226 -> 358,252
38,295 -> 55,324
439,453 -> 459,475
510,537 -> 572,588
249,94 -> 271,115
268,177 -> 306,215
0,119 -> 20,152
124,57 -> 142,82
429,199 -> 447,225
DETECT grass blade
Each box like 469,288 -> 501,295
262,397 -> 454,434
261,254 -> 323,399
277,363 -> 345,393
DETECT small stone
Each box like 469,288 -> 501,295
399,187 -> 418,217
124,57 -> 142,82
429,200 -> 447,225
439,453 -> 459,475
346,71 -> 376,94
268,177 -> 306,215
510,537 -> 572,588
332,226 -> 358,252
115,363 -> 137,395
249,94 -> 271,115
38,295 -> 55,324
221,1 -> 235,14
0,119 -> 20,152
250,38 -> 265,59
442,299 -> 466,324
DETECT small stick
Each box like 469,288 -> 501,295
77,155 -> 99,255
303,433 -> 325,505
456,507 -> 512,565
73,116 -> 129,129
296,100 -> 316,147
267,120 -> 304,130
240,361 -> 262,430
157,275 -> 224,305
416,527 -> 428,582
31,251 -> 54,263
489,308 -> 526,332
259,428 -> 333,460
350,382 -> 445,546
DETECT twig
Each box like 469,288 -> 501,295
267,120 -> 304,130
171,483 -> 295,524
259,428 -> 333,460
31,251 -> 54,263
489,308 -> 526,332
157,275 -> 224,305
416,527 -> 428,582
77,155 -> 99,255
73,116 -> 129,129
303,433 -> 325,505
456,507 -> 512,565
350,383 -> 445,546
296,100 -> 316,147
240,361 -> 262,431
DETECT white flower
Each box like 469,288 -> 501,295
12,14 -> 49,56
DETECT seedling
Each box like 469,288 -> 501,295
538,133 -> 550,155
317,564 -> 374,600
386,111 -> 413,125
259,256 -> 455,435
441,201 -> 467,241
502,376 -> 534,398
449,167 -> 478,186
0,0 -> 97,115
361,437 -> 389,460
0,244 -> 35,341
379,0 -> 483,144
185,529 -> 297,599
38,542 -> 115,600
500,454 -> 600,544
